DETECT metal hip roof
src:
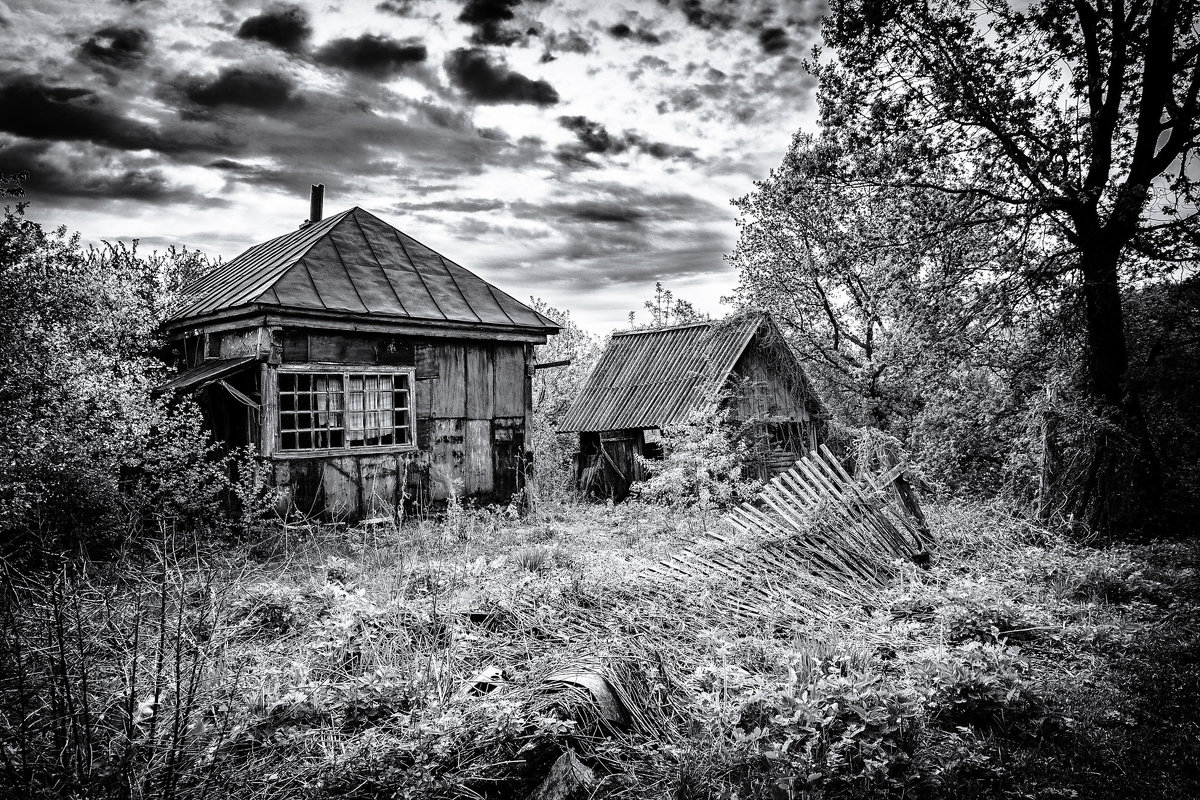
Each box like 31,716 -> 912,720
166,207 -> 558,334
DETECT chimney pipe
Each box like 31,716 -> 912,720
309,183 -> 324,225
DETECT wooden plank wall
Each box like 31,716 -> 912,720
731,341 -> 820,480
731,346 -> 811,422
266,329 -> 531,519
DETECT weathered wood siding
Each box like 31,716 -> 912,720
730,347 -> 812,423
730,342 -> 819,478
577,429 -> 646,501
264,328 -> 532,519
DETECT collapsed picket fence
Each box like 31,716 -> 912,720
641,445 -> 932,624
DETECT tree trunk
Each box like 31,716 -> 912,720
1069,244 -> 1162,535
1080,247 -> 1128,407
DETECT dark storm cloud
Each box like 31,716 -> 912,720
78,26 -> 152,70
458,0 -> 524,46
510,185 -> 724,233
394,197 -> 507,213
445,49 -> 558,106
608,23 -> 661,45
236,4 -> 312,52
555,200 -> 645,224
205,157 -> 295,189
181,67 -> 298,109
484,186 -> 731,292
0,75 -> 225,155
0,141 -> 217,205
195,87 -> 545,198
555,115 -> 695,166
314,34 -> 427,78
489,226 -> 732,294
557,116 -> 622,155
758,27 -> 788,53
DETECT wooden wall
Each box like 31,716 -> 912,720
730,340 -> 820,479
218,327 -> 534,520
730,346 -> 813,423
576,429 -> 647,501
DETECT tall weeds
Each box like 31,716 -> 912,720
0,535 -> 246,799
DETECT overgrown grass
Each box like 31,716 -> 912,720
2,498 -> 1197,799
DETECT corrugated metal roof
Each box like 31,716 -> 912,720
558,314 -> 766,433
153,356 -> 259,395
166,207 -> 558,333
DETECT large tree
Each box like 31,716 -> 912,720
731,136 -> 1040,433
793,0 -> 1198,529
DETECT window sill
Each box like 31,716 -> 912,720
271,444 -> 419,460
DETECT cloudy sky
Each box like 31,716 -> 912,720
0,0 -> 825,332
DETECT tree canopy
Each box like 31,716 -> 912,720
819,0 -> 1199,405
733,0 -> 1200,531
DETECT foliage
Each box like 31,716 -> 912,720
803,0 -> 1200,531
0,206 -> 271,558
724,656 -> 925,798
918,643 -> 1038,734
527,298 -> 603,501
0,495 -> 1196,799
730,135 -> 1033,435
0,552 -> 248,800
631,404 -> 761,510
629,281 -> 708,329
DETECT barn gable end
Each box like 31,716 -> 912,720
560,313 -> 824,500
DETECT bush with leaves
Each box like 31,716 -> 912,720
0,206 -> 270,558
631,404 -> 761,509
917,643 -> 1041,737
527,298 -> 602,502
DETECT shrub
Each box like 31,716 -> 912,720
0,206 -> 267,559
917,643 -> 1040,735
0,556 -> 247,799
729,658 -> 925,798
632,404 -> 761,509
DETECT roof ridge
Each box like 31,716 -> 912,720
612,311 -> 766,337
171,208 -> 354,317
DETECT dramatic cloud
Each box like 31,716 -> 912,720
375,0 -> 415,14
555,115 -> 695,166
78,26 -> 151,70
0,0 -> 831,331
181,67 -> 298,109
458,0 -> 524,46
0,76 -> 196,154
445,48 -> 558,106
758,27 -> 788,54
539,30 -> 592,62
235,4 -> 312,52
608,22 -> 661,45
0,141 -> 211,205
314,34 -> 427,78
551,199 -> 647,225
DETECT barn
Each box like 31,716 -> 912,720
158,192 -> 559,519
558,313 -> 825,500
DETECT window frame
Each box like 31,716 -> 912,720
273,364 -> 417,458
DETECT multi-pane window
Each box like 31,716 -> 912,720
278,369 -> 413,452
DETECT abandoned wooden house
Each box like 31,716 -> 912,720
158,190 -> 559,518
558,313 -> 825,500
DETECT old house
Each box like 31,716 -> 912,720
159,190 -> 558,518
558,313 -> 824,500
